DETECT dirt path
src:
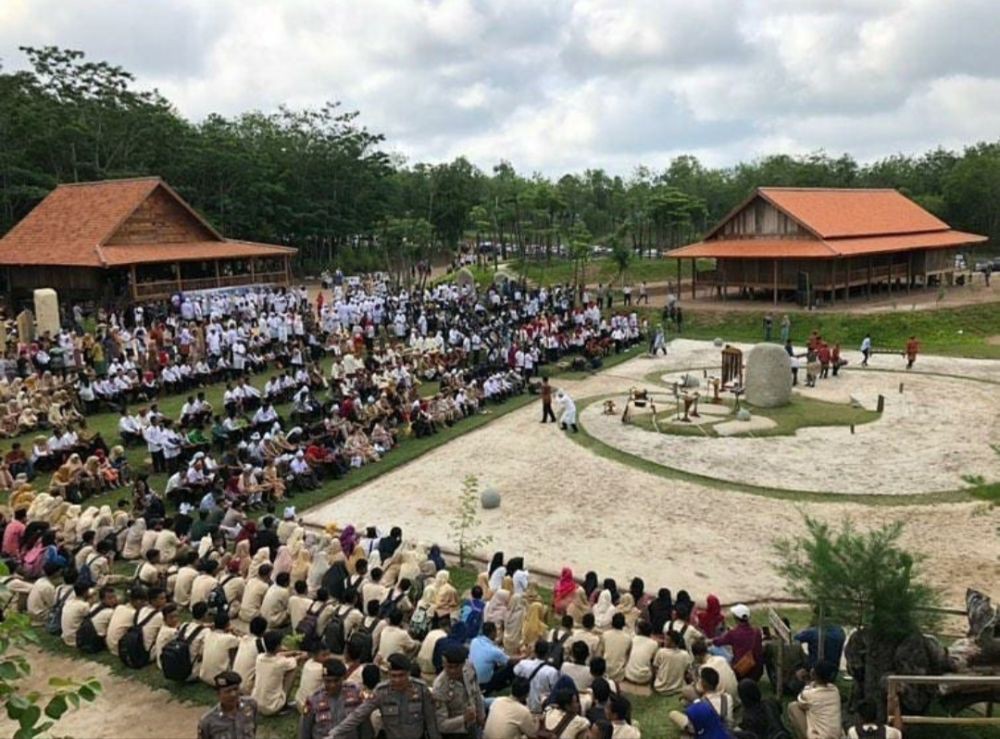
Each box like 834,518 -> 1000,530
0,648 -> 205,739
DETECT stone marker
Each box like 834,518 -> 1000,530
34,288 -> 60,337
480,487 -> 501,509
16,309 -> 34,343
456,267 -> 475,290
736,408 -> 752,421
713,337 -> 724,347
744,343 -> 792,408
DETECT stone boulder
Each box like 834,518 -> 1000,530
713,337 -> 724,347
456,267 -> 476,290
480,487 -> 501,509
744,343 -> 792,408
736,408 -> 752,421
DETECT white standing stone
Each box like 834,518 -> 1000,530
745,343 -> 792,408
34,289 -> 60,337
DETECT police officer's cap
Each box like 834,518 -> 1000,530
324,658 -> 347,678
444,645 -> 469,664
214,670 -> 242,689
387,653 -> 412,672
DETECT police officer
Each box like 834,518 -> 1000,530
298,658 -> 362,739
432,645 -> 485,739
330,653 -> 440,739
198,670 -> 258,739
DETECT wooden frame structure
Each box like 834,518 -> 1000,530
671,188 -> 986,304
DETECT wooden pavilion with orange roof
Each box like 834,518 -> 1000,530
0,176 -> 296,305
670,187 -> 987,305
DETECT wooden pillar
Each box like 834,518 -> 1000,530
175,262 -> 183,293
830,259 -> 836,305
214,260 -> 221,288
867,257 -> 873,300
130,264 -> 137,301
249,258 -> 256,285
907,252 -> 912,294
721,261 -> 727,301
772,259 -> 778,305
690,259 -> 696,300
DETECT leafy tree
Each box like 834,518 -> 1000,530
610,236 -> 631,287
0,567 -> 102,738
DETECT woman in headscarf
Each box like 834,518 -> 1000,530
695,594 -> 725,639
474,571 -> 492,600
248,546 -> 271,580
521,601 -> 548,648
273,544 -> 294,577
629,577 -> 654,620
487,565 -> 507,594
483,588 -> 511,628
121,517 -> 146,560
503,594 -> 528,655
674,590 -> 695,621
307,545 -> 329,594
593,589 -> 615,630
583,571 -> 600,603
232,539 -> 253,579
236,520 -> 258,551
566,587 -> 591,626
512,569 -> 530,596
616,593 -> 641,633
432,569 -> 459,621
553,567 -> 578,615
487,551 -> 505,577
505,556 -> 525,577
427,544 -> 446,572
647,588 -> 674,634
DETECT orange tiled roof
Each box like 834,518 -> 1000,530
0,177 -> 294,267
100,241 -> 296,266
758,187 -> 949,238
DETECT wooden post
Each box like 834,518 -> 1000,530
690,259 -> 696,300
887,679 -> 902,732
214,260 -> 221,288
721,262 -> 727,301
175,262 -> 183,293
772,259 -> 778,305
867,257 -> 873,300
249,258 -> 256,285
907,252 -> 912,294
831,260 -> 836,305
129,264 -> 137,301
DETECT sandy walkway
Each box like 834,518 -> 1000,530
583,368 -> 1000,495
0,648 -> 204,739
303,341 -> 1000,605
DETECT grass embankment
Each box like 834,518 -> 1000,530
632,396 -> 881,438
666,301 -> 1000,359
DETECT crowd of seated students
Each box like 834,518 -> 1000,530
2,483 -> 870,739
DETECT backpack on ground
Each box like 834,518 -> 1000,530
77,555 -> 101,590
76,604 -> 110,653
348,618 -> 375,663
119,608 -> 158,668
546,628 -> 572,669
161,623 -> 205,682
324,605 -> 350,654
46,587 -> 73,636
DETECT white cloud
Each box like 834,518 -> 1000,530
1,0 -> 998,175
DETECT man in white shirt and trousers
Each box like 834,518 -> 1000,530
556,390 -> 578,433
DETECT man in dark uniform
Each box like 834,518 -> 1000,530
299,658 -> 363,739
198,670 -> 258,739
540,377 -> 556,423
331,653 -> 440,739
433,646 -> 485,739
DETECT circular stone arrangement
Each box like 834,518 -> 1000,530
583,369 -> 1000,496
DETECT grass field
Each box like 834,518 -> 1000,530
631,395 -> 881,438
659,301 -> 1000,359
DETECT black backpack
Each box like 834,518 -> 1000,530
348,618 -> 375,663
119,608 -> 158,668
77,555 -> 101,590
77,604 -> 110,653
321,562 -> 349,602
46,587 -> 73,636
324,605 -> 350,654
378,592 -> 406,619
161,623 -> 205,682
210,575 -> 236,614
546,628 -> 572,669
665,621 -> 689,647
296,601 -> 328,644
854,723 -> 886,739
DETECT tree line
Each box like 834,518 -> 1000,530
1,46 -> 997,278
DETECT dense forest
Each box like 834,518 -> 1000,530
1,46 -> 998,275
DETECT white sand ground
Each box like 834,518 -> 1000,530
304,340 -> 1000,606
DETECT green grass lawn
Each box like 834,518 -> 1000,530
660,301 -> 1000,359
632,395 -> 881,438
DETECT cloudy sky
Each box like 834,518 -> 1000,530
2,0 -> 998,175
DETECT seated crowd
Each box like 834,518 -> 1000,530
2,482 -> 872,739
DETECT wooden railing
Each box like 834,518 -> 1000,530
132,270 -> 289,299
887,674 -> 1000,731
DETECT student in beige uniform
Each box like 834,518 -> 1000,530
171,551 -> 200,608
238,564 -> 272,623
597,613 -> 632,682
483,676 -> 537,739
152,604 -> 181,668
847,700 -> 902,739
232,616 -> 268,694
374,609 -> 421,671
251,630 -> 307,716
566,613 -> 601,657
260,572 -> 292,629
288,580 -> 314,630
199,612 -> 241,685
623,621 -> 659,685
541,686 -> 590,738
26,562 -> 62,624
293,642 -> 331,710
788,661 -> 842,739
653,630 -> 694,695
60,582 -> 93,647
136,549 -> 165,589
190,560 -> 221,608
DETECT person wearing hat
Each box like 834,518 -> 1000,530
433,645 -> 485,739
712,604 -> 763,682
331,653 -> 440,739
198,670 -> 258,739
298,657 -> 363,739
